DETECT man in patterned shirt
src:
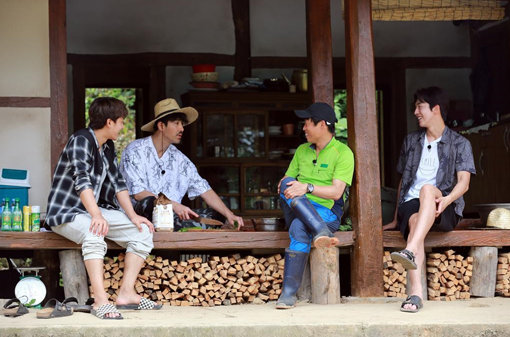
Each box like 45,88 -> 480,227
120,98 -> 244,228
385,87 -> 475,313
46,97 -> 159,319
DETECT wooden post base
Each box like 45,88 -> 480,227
470,246 -> 498,297
59,250 -> 89,304
310,247 -> 340,304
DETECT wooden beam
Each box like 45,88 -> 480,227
383,230 -> 510,248
345,0 -> 384,297
0,97 -> 50,107
0,231 -> 355,250
49,0 -> 68,172
306,0 -> 334,105
232,0 -> 251,81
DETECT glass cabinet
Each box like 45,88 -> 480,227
181,91 -> 311,216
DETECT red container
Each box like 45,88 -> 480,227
192,64 -> 216,73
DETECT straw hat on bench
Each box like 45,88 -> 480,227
487,208 -> 510,230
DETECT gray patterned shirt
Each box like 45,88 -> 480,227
120,136 -> 211,203
396,126 -> 476,216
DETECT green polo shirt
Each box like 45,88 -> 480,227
285,137 -> 354,209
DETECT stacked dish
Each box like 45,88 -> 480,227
190,64 -> 219,91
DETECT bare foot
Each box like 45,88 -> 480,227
116,292 -> 142,307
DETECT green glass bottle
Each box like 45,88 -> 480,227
1,198 -> 12,231
11,198 -> 22,231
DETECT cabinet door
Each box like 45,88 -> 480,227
203,112 -> 235,158
243,165 -> 287,212
198,165 -> 240,211
237,112 -> 266,158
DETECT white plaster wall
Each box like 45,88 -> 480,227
0,108 -> 51,211
0,0 -> 51,211
67,0 -> 234,54
67,0 -> 471,58
405,68 -> 473,132
0,0 -> 50,97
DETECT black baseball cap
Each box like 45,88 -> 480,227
294,102 -> 337,125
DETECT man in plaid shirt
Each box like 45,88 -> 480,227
46,97 -> 159,319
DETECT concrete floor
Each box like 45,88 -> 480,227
1,297 -> 510,337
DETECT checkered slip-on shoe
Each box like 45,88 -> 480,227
90,303 -> 123,320
117,297 -> 162,310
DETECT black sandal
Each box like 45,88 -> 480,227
390,249 -> 417,270
400,295 -> 423,313
62,297 -> 92,313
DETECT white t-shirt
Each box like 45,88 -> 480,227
404,136 -> 442,201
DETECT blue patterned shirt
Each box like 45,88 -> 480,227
396,126 -> 476,216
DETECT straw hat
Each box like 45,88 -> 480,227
486,208 -> 510,229
141,98 -> 198,132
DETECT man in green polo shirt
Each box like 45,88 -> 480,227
276,102 -> 354,309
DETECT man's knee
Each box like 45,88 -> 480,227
126,228 -> 154,259
279,177 -> 296,195
419,184 -> 439,198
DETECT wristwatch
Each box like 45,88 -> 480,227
306,183 -> 314,194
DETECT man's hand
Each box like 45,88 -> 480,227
383,219 -> 397,231
282,180 -> 307,199
130,214 -> 155,233
435,196 -> 452,217
226,213 -> 245,231
172,202 -> 199,220
90,214 -> 109,236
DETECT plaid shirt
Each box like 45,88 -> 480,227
397,126 -> 476,217
46,128 -> 128,227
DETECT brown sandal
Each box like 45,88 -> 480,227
36,298 -> 73,319
2,298 -> 29,317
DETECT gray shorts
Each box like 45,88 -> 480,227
52,208 -> 154,260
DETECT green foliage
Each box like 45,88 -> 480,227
85,88 -> 137,161
333,90 -> 348,144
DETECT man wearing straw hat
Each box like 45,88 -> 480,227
384,87 -> 476,313
120,98 -> 244,228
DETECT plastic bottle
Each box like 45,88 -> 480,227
23,205 -> 31,232
30,205 -> 40,232
11,199 -> 22,231
1,198 -> 12,231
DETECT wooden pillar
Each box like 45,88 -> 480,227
305,0 -> 340,303
344,0 -> 384,297
59,250 -> 90,304
306,0 -> 334,105
470,247 -> 498,297
232,0 -> 251,81
310,248 -> 340,304
49,0 -> 68,171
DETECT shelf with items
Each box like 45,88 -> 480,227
181,91 -> 311,216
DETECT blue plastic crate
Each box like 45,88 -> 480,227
0,168 -> 30,207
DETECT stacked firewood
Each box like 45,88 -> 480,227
383,251 -> 407,298
426,250 -> 472,301
495,252 -> 510,297
92,253 -> 284,306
